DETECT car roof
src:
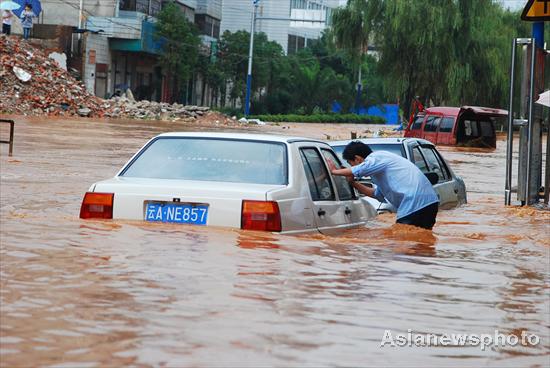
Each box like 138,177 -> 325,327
423,107 -> 461,116
420,106 -> 507,117
329,137 -> 434,146
156,132 -> 326,144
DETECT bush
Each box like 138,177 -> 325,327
214,107 -> 242,118
248,113 -> 386,124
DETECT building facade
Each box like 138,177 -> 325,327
86,1 -> 163,99
220,0 -> 340,54
12,0 -> 221,103
84,0 -> 222,102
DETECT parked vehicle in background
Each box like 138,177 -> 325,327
405,106 -> 508,148
80,133 -> 377,235
330,138 -> 467,213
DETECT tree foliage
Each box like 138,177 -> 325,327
331,0 -> 381,69
155,1 -> 200,101
155,0 -> 532,117
368,0 -> 530,117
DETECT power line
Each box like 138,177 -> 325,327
49,0 -> 341,67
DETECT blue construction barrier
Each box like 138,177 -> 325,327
331,102 -> 400,125
365,104 -> 399,125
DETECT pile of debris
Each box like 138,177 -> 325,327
105,97 -> 211,120
0,35 -> 109,117
0,35 -> 239,125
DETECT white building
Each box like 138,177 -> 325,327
221,0 -> 340,54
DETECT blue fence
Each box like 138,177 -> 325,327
331,103 -> 400,125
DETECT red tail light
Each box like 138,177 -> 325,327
80,192 -> 114,219
241,200 -> 281,232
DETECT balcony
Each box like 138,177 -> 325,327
119,0 -> 161,17
86,17 -> 162,55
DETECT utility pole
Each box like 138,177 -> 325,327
244,0 -> 259,117
78,0 -> 84,30
243,1 -> 330,117
355,66 -> 362,112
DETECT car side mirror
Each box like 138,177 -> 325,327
425,172 -> 439,185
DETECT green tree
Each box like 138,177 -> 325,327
218,30 -> 284,110
288,51 -> 352,114
218,30 -> 249,107
367,0 -> 530,118
331,0 -> 382,109
156,1 -> 200,103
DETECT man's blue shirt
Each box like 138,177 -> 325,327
351,151 -> 439,219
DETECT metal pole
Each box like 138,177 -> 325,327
8,120 -> 14,157
532,22 -> 544,49
525,38 -> 536,204
355,66 -> 362,112
505,38 -> 517,206
245,3 -> 258,117
78,0 -> 83,29
545,126 -> 550,205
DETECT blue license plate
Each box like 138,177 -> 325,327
145,202 -> 208,225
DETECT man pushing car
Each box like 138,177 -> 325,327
329,141 -> 440,229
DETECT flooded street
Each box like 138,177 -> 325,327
1,117 -> 549,367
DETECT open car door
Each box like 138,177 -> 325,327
455,106 -> 508,148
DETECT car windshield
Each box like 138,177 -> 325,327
121,137 -> 288,185
332,143 -> 405,163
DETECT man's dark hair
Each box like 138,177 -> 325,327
342,141 -> 373,161
25,4 -> 32,9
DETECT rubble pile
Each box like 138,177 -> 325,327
0,36 -> 238,125
0,35 -> 109,117
106,97 -> 211,120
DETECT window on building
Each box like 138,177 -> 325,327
195,14 -> 221,38
119,0 -> 160,16
288,34 -> 306,54
291,0 -> 308,9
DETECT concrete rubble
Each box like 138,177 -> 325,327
105,97 -> 212,120
0,35 -> 108,117
1,35 -> 231,124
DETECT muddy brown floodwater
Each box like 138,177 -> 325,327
1,117 -> 549,367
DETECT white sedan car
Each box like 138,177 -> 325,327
80,132 -> 377,234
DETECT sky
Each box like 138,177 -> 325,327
497,0 -> 527,11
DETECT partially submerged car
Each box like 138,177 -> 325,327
405,106 -> 508,148
80,132 -> 377,234
329,138 -> 467,212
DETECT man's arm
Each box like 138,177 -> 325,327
350,181 -> 376,198
325,159 -> 354,177
330,167 -> 353,177
326,157 -> 379,198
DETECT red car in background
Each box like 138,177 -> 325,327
405,106 -> 508,148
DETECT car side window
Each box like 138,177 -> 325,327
412,146 -> 429,174
464,120 -> 479,136
439,117 -> 454,133
422,116 -> 435,132
421,146 -> 450,181
412,115 -> 424,130
321,149 -> 355,201
424,117 -> 441,132
479,120 -> 494,137
300,148 -> 335,201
